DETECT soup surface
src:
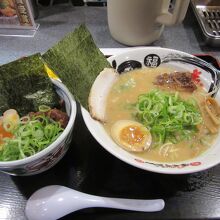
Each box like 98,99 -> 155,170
104,67 -> 218,163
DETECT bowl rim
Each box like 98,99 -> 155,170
0,79 -> 77,166
81,46 -> 220,174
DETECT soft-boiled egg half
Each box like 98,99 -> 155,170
111,120 -> 152,152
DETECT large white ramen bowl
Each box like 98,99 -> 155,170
82,47 -> 220,174
0,79 -> 77,176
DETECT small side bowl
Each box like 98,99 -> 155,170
0,79 -> 77,176
82,47 -> 220,174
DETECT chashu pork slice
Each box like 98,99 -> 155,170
88,68 -> 119,122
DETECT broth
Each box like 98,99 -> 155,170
104,67 -> 217,163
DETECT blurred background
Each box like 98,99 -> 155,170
37,0 -> 107,7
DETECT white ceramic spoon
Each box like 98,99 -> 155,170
25,185 -> 165,220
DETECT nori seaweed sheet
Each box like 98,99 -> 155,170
42,24 -> 111,110
0,79 -> 9,114
0,54 -> 60,115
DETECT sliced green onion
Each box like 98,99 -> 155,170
0,114 -> 64,161
135,89 -> 202,146
3,121 -> 14,132
20,116 -> 31,124
39,105 -> 51,112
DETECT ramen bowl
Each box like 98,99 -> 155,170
0,79 -> 77,176
82,47 -> 220,174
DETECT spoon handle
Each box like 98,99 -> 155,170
91,196 -> 165,212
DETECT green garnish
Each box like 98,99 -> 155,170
0,115 -> 63,161
39,105 -> 51,112
136,89 -> 202,147
113,78 -> 136,93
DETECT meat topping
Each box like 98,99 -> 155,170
29,108 -> 69,128
154,72 -> 197,92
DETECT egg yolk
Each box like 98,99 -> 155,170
120,125 -> 145,146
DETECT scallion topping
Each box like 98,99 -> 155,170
136,90 -> 202,147
0,114 -> 63,161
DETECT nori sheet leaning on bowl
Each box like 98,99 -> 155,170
42,24 -> 111,110
0,53 -> 60,115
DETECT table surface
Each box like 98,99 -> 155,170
0,4 -> 220,220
